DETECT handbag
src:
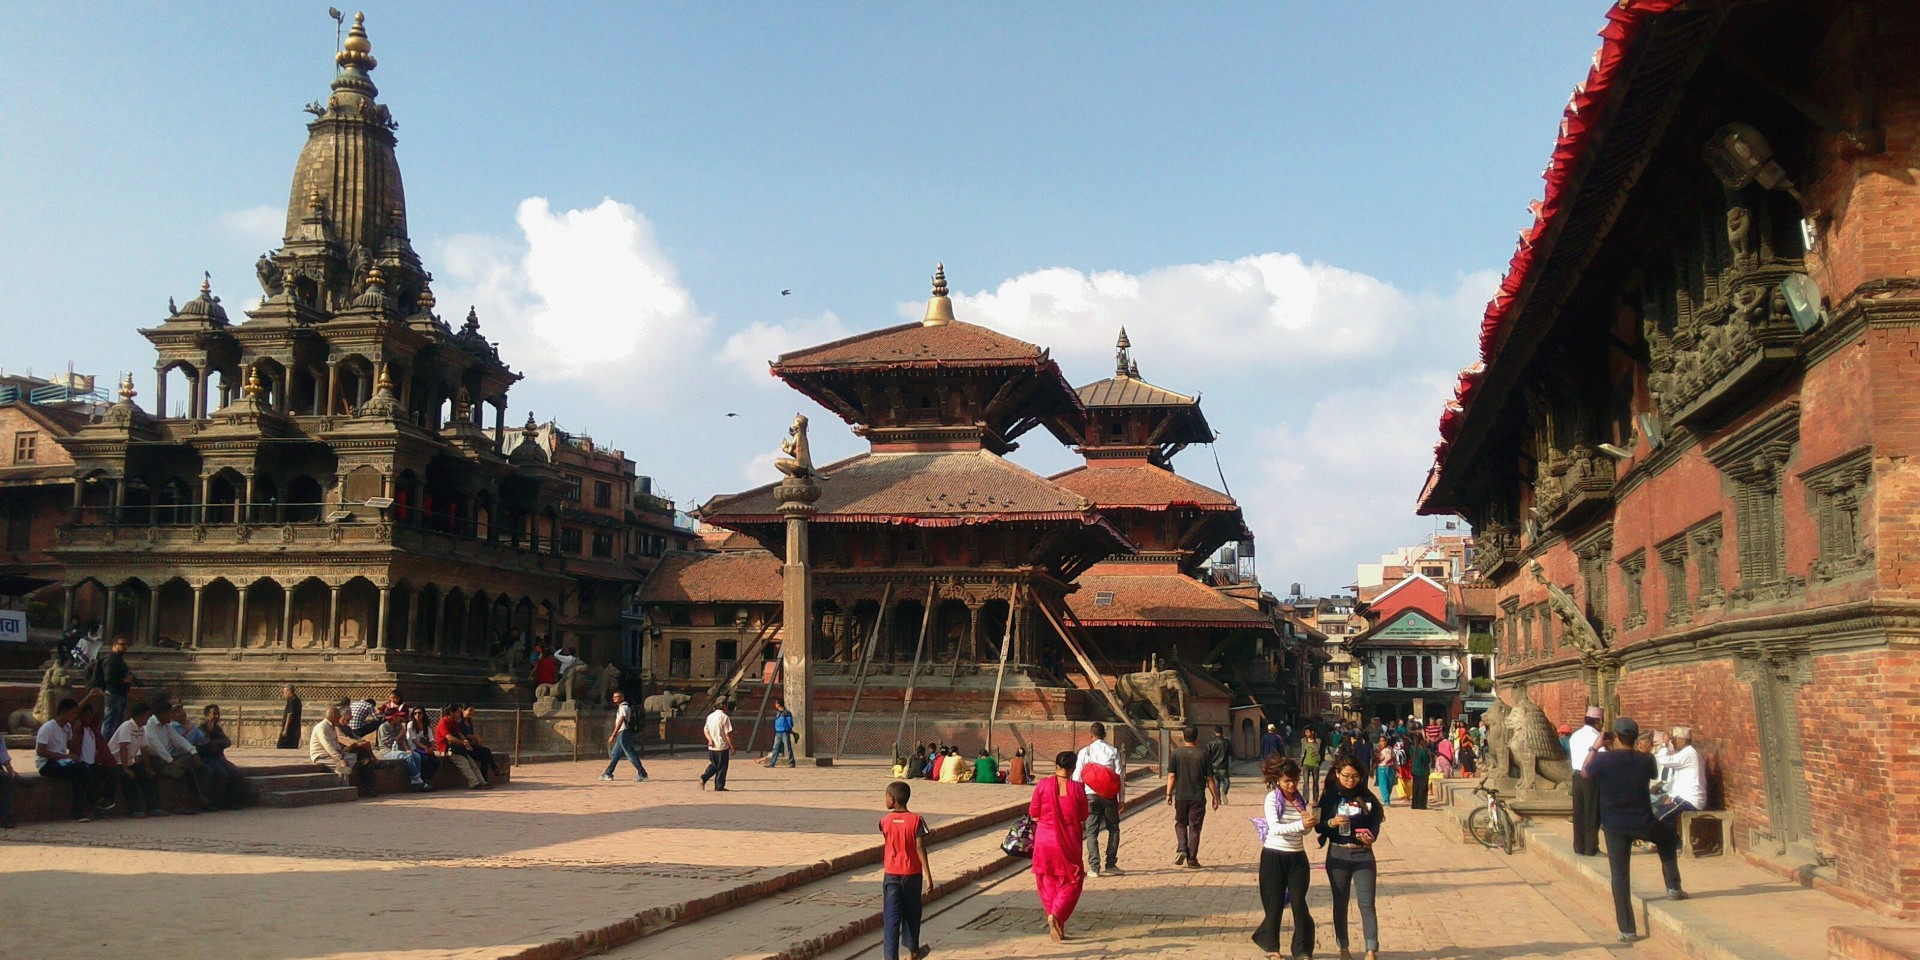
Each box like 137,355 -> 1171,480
1001,813 -> 1036,858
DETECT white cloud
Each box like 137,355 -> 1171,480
720,312 -> 851,385
219,205 -> 282,247
437,198 -> 711,401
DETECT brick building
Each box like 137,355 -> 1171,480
0,374 -> 100,649
1418,0 -> 1920,916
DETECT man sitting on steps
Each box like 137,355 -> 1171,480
311,704 -> 376,794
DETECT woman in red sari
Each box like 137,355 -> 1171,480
1030,749 -> 1090,941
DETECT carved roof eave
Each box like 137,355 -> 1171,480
1420,10 -> 1718,516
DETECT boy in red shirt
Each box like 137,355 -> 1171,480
879,780 -> 934,960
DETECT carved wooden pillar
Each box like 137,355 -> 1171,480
374,585 -> 390,650
967,603 -> 982,662
188,583 -> 204,649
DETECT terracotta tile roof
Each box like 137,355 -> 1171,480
639,549 -> 781,604
1076,375 -> 1195,408
1050,464 -> 1236,510
775,320 -> 1046,369
700,450 -> 1111,526
1455,584 -> 1498,618
1066,572 -> 1271,629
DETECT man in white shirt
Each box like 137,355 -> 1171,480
35,696 -> 99,822
699,700 -> 734,792
1567,704 -> 1605,856
1074,722 -> 1126,877
145,701 -> 209,812
109,702 -> 165,817
311,704 -> 376,792
1654,725 -> 1707,821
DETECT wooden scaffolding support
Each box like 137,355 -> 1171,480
833,581 -> 893,760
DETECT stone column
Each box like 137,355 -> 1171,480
189,583 -> 204,648
280,592 -> 293,649
967,603 -> 982,662
777,470 -> 821,762
200,475 -> 213,524
235,587 -> 249,647
404,590 -> 421,652
241,473 -> 255,526
326,362 -> 341,416
70,480 -> 84,523
62,583 -> 76,626
102,583 -> 118,642
143,590 -> 159,647
327,583 -> 341,648
155,370 -> 168,420
374,585 -> 390,649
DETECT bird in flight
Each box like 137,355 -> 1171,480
780,289 -> 792,296
726,412 -> 739,418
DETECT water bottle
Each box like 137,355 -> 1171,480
1339,800 -> 1357,838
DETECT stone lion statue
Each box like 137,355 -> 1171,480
1506,681 -> 1573,793
1482,693 -> 1512,780
489,634 -> 528,679
9,658 -> 74,733
644,692 -> 691,718
534,659 -> 586,703
1113,668 -> 1189,725
585,663 -> 621,706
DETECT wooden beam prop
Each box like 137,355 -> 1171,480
892,582 -> 939,760
833,581 -> 893,760
1035,592 -> 1152,750
746,658 -> 781,758
699,616 -> 782,715
985,583 -> 1024,753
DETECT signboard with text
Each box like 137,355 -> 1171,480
0,610 -> 27,642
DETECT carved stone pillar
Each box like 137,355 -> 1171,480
62,583 -> 75,627
327,584 -> 342,648
374,585 -> 390,650
200,474 -> 213,524
189,583 -> 204,649
327,362 -> 341,416
404,589 -> 420,653
155,370 -> 168,420
102,583 -> 118,642
777,473 -> 820,762
241,473 -> 256,526
235,587 -> 249,647
280,592 -> 293,648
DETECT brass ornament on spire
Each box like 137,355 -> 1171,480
244,366 -> 264,399
336,12 -> 377,72
1115,327 -> 1132,377
922,262 -> 954,327
118,372 -> 137,403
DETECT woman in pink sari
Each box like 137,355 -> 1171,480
1030,749 -> 1090,940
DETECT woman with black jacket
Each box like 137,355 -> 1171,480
1316,756 -> 1385,960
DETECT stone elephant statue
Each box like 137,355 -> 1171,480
1113,668 -> 1189,725
644,692 -> 691,718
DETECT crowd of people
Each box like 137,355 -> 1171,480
21,687 -> 244,823
305,689 -> 504,793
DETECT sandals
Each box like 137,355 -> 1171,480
1046,915 -> 1064,941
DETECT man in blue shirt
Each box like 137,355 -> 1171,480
1260,723 -> 1284,760
762,700 -> 797,768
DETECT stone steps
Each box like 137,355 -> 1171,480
255,783 -> 362,808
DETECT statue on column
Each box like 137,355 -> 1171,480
776,414 -> 815,480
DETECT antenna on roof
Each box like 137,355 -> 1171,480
329,7 -> 345,53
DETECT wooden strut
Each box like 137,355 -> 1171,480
1034,592 -> 1152,750
985,584 -> 1024,754
834,581 -> 893,760
699,617 -> 784,716
892,582 -> 939,761
747,658 -> 781,758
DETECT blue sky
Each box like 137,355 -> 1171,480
1,4 -> 1610,592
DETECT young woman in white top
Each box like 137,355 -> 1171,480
1252,756 -> 1317,960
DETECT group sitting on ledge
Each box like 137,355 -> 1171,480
896,743 -> 1029,786
310,699 -> 502,792
14,690 -> 244,823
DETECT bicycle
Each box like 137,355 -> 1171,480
1468,778 -> 1518,854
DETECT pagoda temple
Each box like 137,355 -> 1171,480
697,268 -> 1135,729
1051,330 -> 1265,724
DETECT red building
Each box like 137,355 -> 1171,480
1418,0 -> 1920,916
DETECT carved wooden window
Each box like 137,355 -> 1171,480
1499,599 -> 1519,661
1420,656 -> 1434,688
1618,551 -> 1647,631
1386,655 -> 1399,688
1804,448 -> 1872,583
12,431 -> 36,464
1708,405 -> 1799,604
1657,535 -> 1690,627
1519,607 -> 1535,659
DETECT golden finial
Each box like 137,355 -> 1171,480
922,262 -> 954,327
365,265 -> 385,290
200,272 -> 213,297
523,411 -> 539,439
308,191 -> 324,214
337,12 -> 376,70
375,363 -> 393,391
244,366 -> 264,399
416,287 -> 436,312
117,372 -> 136,403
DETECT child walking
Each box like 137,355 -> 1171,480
880,780 -> 935,960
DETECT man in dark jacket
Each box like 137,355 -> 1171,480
94,637 -> 139,739
1589,716 -> 1685,942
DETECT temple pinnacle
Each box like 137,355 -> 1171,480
1116,327 -> 1132,377
336,12 -> 376,72
922,262 -> 954,327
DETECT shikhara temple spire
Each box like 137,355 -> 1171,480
332,12 -> 378,104
922,262 -> 954,326
1115,327 -> 1132,377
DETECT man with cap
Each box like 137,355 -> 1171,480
1567,704 -> 1606,856
1587,716 -> 1685,942
1653,726 -> 1706,824
1259,723 -> 1284,761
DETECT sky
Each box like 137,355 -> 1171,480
0,3 -> 1612,594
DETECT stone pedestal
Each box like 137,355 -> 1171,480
532,698 -> 578,719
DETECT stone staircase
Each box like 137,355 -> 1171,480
250,770 -> 360,808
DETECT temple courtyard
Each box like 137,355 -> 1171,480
6,755 -> 1883,960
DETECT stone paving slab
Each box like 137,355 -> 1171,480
0,757 -> 1029,960
814,789 -> 1678,960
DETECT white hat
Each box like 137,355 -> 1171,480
1671,725 -> 1691,740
